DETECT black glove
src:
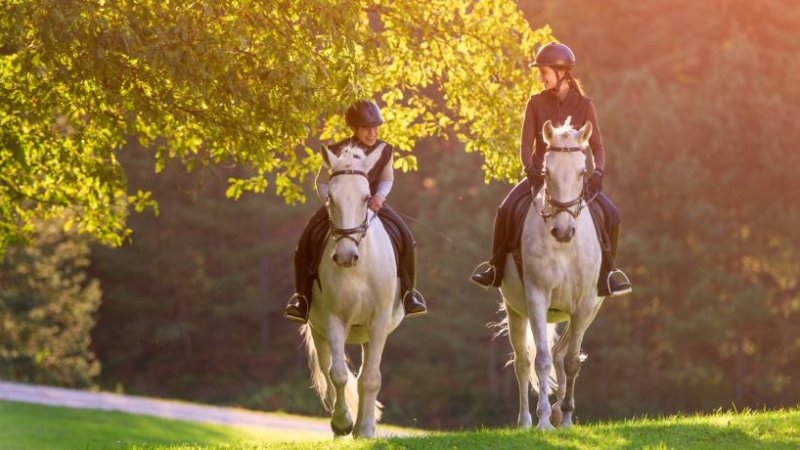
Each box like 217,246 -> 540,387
587,170 -> 604,197
525,165 -> 544,192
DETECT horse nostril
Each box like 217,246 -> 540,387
551,228 -> 558,238
569,228 -> 576,239
332,253 -> 339,264
352,254 -> 359,263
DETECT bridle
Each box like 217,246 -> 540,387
539,146 -> 592,220
327,169 -> 374,246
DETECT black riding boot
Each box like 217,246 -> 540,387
400,245 -> 427,317
284,207 -> 329,324
594,194 -> 632,298
471,179 -> 536,288
378,206 -> 427,317
470,210 -> 506,288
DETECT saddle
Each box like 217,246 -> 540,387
508,190 -> 612,279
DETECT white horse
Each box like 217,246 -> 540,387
300,143 -> 404,438
499,118 -> 604,430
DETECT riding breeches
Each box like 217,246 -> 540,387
487,181 -> 622,287
293,205 -> 417,302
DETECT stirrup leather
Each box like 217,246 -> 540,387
605,269 -> 633,298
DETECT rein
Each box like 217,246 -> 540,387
539,146 -> 591,220
328,169 -> 374,246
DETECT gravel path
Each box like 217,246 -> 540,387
0,380 -> 406,437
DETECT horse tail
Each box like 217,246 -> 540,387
301,325 -> 332,410
491,309 -> 559,396
526,322 -> 559,395
301,325 -> 365,418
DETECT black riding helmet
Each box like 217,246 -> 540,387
345,100 -> 385,128
529,42 -> 576,70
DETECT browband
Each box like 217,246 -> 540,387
330,169 -> 368,179
547,146 -> 585,153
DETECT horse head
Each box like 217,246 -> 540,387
541,116 -> 593,243
322,143 -> 384,267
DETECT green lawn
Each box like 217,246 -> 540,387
3,399 -> 799,449
0,400 -> 328,449
142,407 -> 799,450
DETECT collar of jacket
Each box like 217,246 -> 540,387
348,136 -> 384,154
542,86 -> 580,103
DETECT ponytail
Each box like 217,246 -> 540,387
566,73 -> 586,96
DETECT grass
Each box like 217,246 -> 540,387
0,400 -> 328,449
134,407 -> 800,450
3,398 -> 798,449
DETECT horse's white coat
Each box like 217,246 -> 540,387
301,144 -> 403,438
500,119 -> 605,430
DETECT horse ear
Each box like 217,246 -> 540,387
578,121 -> 593,146
321,144 -> 337,170
542,120 -> 554,146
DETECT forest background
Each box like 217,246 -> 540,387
2,0 -> 799,430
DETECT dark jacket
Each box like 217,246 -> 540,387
328,137 -> 394,195
520,88 -> 606,173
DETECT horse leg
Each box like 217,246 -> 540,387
527,289 -> 554,430
506,306 -> 532,429
550,322 -> 570,427
326,320 -> 354,436
560,316 -> 592,428
354,327 -> 389,438
310,329 -> 336,410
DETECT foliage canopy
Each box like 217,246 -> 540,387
0,0 -> 552,251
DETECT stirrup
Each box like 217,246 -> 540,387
402,289 -> 427,318
284,294 -> 309,324
605,269 -> 633,298
469,261 -> 496,290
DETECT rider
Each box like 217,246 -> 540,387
284,100 -> 428,323
470,42 -> 632,297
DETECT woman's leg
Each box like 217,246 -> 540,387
472,179 -> 537,287
285,207 -> 330,323
378,205 -> 426,317
593,193 -> 632,297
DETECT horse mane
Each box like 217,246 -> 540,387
553,116 -> 575,134
550,116 -> 587,148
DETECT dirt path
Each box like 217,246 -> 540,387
0,380 -> 406,437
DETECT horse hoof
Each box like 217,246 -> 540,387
550,408 -> 563,427
332,421 -> 354,436
536,422 -> 555,431
353,428 -> 375,439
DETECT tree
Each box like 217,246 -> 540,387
521,0 -> 800,419
0,217 -> 101,387
0,0 -> 552,252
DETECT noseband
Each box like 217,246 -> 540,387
328,169 -> 374,246
539,146 -> 589,220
